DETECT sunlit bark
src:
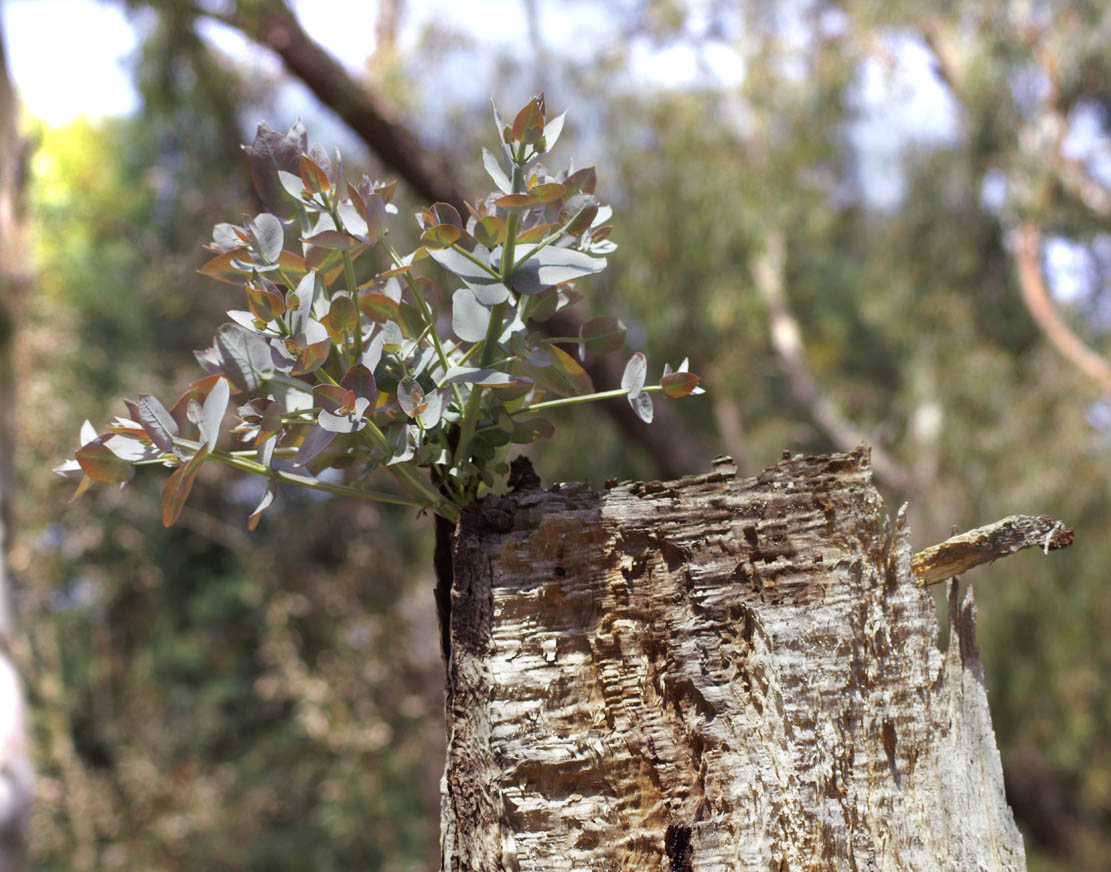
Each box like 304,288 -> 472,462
441,447 -> 1028,870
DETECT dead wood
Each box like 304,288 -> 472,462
441,445 -> 1031,871
912,515 -> 1074,586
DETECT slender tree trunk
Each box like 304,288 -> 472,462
0,20 -> 34,872
440,446 -> 1026,870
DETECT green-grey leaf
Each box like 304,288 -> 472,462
247,477 -> 278,531
482,147 -> 512,194
628,391 -> 654,423
452,288 -> 493,343
291,425 -> 336,467
215,324 -> 274,391
200,377 -> 230,452
137,393 -> 179,453
251,213 -> 285,263
511,246 -> 606,295
427,245 -> 508,305
621,352 -> 647,398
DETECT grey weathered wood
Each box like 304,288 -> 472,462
441,445 -> 1026,871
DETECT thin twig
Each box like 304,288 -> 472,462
753,230 -> 914,492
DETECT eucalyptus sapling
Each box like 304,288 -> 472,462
56,95 -> 704,527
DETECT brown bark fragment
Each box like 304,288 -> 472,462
442,445 -> 1026,871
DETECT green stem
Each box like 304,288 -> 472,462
171,437 -> 430,511
456,146 -> 527,468
341,249 -> 362,361
480,146 -> 526,369
446,242 -> 502,279
510,204 -> 589,272
382,239 -> 461,406
513,384 -> 666,414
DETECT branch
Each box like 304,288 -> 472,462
912,515 -> 1074,586
752,230 -> 914,492
223,0 -> 467,211
1012,222 -> 1111,394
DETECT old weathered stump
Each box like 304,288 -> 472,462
441,446 -> 1025,871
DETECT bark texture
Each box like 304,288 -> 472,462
442,446 -> 1025,871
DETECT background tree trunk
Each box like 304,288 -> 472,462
441,446 -> 1025,871
0,19 -> 34,872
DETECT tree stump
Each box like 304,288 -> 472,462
441,446 -> 1025,871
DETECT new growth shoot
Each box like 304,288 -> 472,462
57,95 -> 704,527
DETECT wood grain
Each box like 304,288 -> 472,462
441,446 -> 1027,870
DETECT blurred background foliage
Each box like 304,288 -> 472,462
1,0 -> 1108,869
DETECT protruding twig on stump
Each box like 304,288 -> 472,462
912,515 -> 1074,586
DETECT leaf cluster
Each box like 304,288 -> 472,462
56,96 -> 702,526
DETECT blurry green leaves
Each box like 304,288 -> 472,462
58,95 -> 704,527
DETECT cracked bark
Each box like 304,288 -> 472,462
441,445 -> 1031,871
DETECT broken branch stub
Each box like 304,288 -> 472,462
442,445 -> 1030,871
912,514 -> 1074,587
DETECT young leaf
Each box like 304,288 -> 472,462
621,352 -> 647,398
162,446 -> 210,527
358,291 -> 401,323
529,182 -> 566,203
336,200 -> 368,237
245,276 -> 287,322
540,110 -> 566,153
517,345 -> 593,397
215,324 -> 274,390
299,154 -> 331,194
421,224 -> 461,248
340,363 -> 377,405
482,147 -> 512,193
290,319 -> 332,375
397,377 -> 426,418
510,246 -> 606,295
416,388 -> 446,430
629,390 -> 654,424
493,193 -> 533,209
290,271 -> 318,335
302,229 -> 358,250
278,170 -> 307,201
381,320 -> 403,353
442,366 -> 531,389
426,245 -> 507,305
473,215 -> 506,248
245,121 -> 305,218
328,294 -> 359,332
76,435 -> 135,484
249,213 -> 285,263
200,377 -> 230,452
661,371 -> 701,398
511,97 -> 545,145
137,393 -> 179,453
247,477 -> 279,531
291,425 -> 336,467
451,288 -> 493,343
318,408 -> 365,434
508,415 -> 555,444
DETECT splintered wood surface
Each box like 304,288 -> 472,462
442,446 -> 1025,871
